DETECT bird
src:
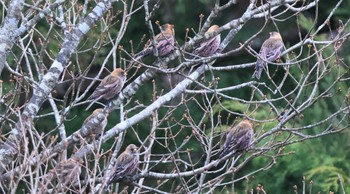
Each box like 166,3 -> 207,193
86,68 -> 126,109
54,157 -> 82,188
80,108 -> 108,141
107,144 -> 139,186
252,32 -> 284,79
192,25 -> 221,57
135,24 -> 175,58
219,118 -> 254,158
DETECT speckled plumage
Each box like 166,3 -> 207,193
107,144 -> 139,185
88,68 -> 126,102
252,32 -> 284,79
136,24 -> 175,58
219,119 -> 254,158
81,108 -> 108,141
193,25 -> 221,57
54,157 -> 82,187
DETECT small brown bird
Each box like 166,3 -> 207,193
107,144 -> 139,185
80,108 -> 108,141
192,25 -> 221,57
135,24 -> 175,58
219,119 -> 254,158
87,68 -> 126,109
252,32 -> 284,79
54,157 -> 82,187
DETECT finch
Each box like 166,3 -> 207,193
87,68 -> 126,109
107,144 -> 139,185
54,157 -> 82,187
219,118 -> 254,158
192,25 -> 221,57
252,32 -> 284,79
135,24 -> 175,58
80,108 -> 108,141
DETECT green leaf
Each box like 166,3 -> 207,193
298,14 -> 315,32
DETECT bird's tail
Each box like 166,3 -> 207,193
103,175 -> 116,191
87,92 -> 99,102
216,148 -> 236,167
252,61 -> 263,79
218,147 -> 230,158
104,179 -> 112,191
134,48 -> 152,59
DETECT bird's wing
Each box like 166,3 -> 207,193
193,39 -> 210,54
265,41 -> 283,61
56,159 -> 81,185
226,125 -> 251,151
232,125 -> 253,150
108,153 -> 138,185
193,36 -> 220,56
141,33 -> 165,52
115,153 -> 136,175
100,75 -> 121,89
259,40 -> 271,60
225,129 -> 238,151
218,128 -> 237,158
90,76 -> 121,98
156,34 -> 174,50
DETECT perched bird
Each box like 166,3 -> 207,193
107,144 -> 139,185
80,108 -> 108,141
252,32 -> 284,79
135,24 -> 175,58
54,157 -> 82,187
192,25 -> 221,57
87,68 -> 126,109
219,118 -> 254,158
